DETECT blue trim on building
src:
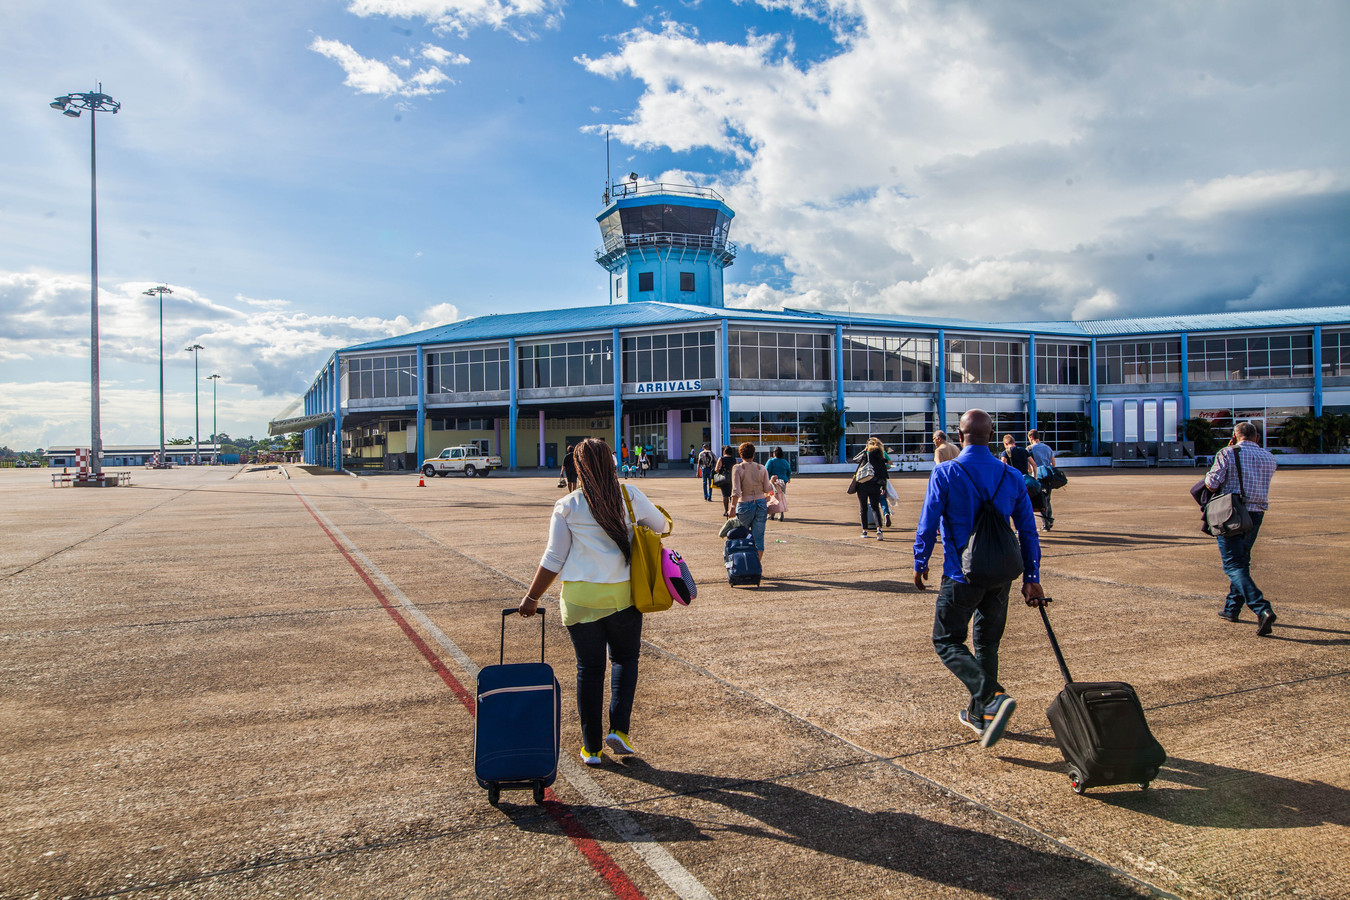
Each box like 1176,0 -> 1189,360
612,327 -> 623,455
333,354 -> 343,473
1027,333 -> 1037,429
415,345 -> 426,465
1088,338 -> 1099,453
508,337 -> 519,470
1313,325 -> 1323,417
720,318 -> 731,449
1179,333 -> 1190,421
834,323 -> 846,462
936,328 -> 947,432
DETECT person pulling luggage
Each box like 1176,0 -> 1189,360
518,438 -> 668,766
913,409 -> 1045,749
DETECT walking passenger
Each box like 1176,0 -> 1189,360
933,430 -> 959,464
765,447 -> 791,521
697,443 -> 716,502
854,437 -> 888,540
1207,422 -> 1279,635
715,445 -> 737,516
1027,430 -> 1057,530
563,444 -> 578,492
517,438 -> 667,765
730,442 -> 774,561
1000,435 -> 1032,477
913,409 -> 1044,748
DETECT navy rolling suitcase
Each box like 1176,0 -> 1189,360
1038,603 -> 1166,795
474,608 -> 561,806
724,525 -> 761,587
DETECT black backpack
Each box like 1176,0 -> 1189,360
953,463 -> 1024,588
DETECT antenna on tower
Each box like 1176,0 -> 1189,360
603,130 -> 612,205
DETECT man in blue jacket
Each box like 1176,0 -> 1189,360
914,409 -> 1045,748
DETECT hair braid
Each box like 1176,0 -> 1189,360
576,439 -> 631,564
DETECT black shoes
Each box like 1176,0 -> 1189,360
1218,610 -> 1239,623
1257,611 -> 1277,636
885,514 -> 892,527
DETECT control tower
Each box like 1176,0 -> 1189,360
595,178 -> 736,308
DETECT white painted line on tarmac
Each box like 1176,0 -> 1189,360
294,486 -> 716,900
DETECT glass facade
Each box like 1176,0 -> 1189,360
846,409 -> 938,459
731,409 -> 822,457
1322,329 -> 1350,376
841,333 -> 934,383
349,354 -> 417,400
1188,333 -> 1314,381
945,339 -> 1026,384
1191,405 -> 1311,448
1033,412 -> 1090,455
1097,340 -> 1182,385
729,330 -> 832,381
520,339 -> 614,389
622,331 -> 716,383
1035,342 -> 1090,386
427,347 -> 509,394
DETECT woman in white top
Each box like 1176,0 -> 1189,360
518,438 -> 668,766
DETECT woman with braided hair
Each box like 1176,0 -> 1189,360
518,438 -> 669,766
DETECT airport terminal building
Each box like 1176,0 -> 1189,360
285,182 -> 1350,472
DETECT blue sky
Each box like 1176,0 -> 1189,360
1,0 -> 1347,449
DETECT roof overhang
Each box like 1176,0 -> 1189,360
268,412 -> 334,436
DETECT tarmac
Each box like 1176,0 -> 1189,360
1,461 -> 1347,899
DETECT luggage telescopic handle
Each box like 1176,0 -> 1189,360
500,607 -> 546,665
1036,601 -> 1074,685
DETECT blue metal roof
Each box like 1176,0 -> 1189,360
345,301 -> 1350,354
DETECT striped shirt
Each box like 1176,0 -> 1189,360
1205,442 -> 1277,512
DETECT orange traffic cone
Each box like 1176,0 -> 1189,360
418,477 -> 426,487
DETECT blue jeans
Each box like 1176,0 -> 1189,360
1217,511 -> 1272,618
932,576 -> 1011,719
565,605 -> 643,752
702,468 -> 713,501
736,497 -> 769,552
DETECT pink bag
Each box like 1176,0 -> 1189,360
660,549 -> 696,606
767,476 -> 788,515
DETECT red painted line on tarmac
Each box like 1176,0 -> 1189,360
290,486 -> 648,900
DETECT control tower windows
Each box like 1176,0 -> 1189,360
638,272 -> 654,292
681,272 -> 695,292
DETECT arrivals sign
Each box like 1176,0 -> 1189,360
634,380 -> 703,394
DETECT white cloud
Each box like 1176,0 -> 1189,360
0,270 -> 460,448
421,43 -> 470,66
585,1 -> 1350,320
344,0 -> 564,38
310,37 -> 452,97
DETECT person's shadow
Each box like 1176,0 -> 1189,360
513,760 -> 1154,898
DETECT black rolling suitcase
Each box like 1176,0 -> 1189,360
474,608 -> 560,806
1038,603 -> 1166,795
724,525 -> 761,587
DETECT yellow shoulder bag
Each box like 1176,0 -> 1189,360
621,485 -> 674,613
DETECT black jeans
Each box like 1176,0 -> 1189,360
932,576 -> 1011,719
856,482 -> 884,530
565,605 -> 643,752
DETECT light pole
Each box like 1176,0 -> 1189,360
207,374 -> 220,464
185,344 -> 203,464
143,285 -> 173,467
51,85 -> 120,477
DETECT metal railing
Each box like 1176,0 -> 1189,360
605,181 -> 724,203
595,232 -> 737,260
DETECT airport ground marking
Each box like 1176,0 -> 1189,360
291,484 -> 717,900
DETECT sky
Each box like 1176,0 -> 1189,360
1,0 -> 1347,450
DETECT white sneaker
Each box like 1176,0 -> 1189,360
580,746 -> 602,766
604,731 -> 636,755
861,530 -> 869,537
876,530 -> 884,541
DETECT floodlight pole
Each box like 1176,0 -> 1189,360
207,374 -> 220,463
51,85 -> 120,477
144,285 -> 173,466
186,344 -> 204,464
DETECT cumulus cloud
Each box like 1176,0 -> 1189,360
585,0 -> 1350,321
344,0 -> 563,38
310,37 -> 452,97
421,43 -> 470,65
0,270 -> 459,448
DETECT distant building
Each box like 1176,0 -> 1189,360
282,182 -> 1350,471
44,445 -> 221,468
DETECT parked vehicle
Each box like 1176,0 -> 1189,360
421,445 -> 502,478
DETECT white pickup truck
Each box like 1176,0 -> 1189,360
421,445 -> 502,478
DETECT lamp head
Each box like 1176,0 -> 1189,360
63,108 -> 81,118
50,97 -> 69,110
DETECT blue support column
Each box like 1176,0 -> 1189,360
612,328 -> 623,454
1089,338 -> 1099,456
720,318 -> 731,451
1180,332 -> 1190,421
416,345 -> 426,465
835,323 -> 846,463
1027,333 -> 1037,431
936,329 -> 947,433
509,338 -> 519,470
1313,326 -> 1324,416
333,354 -> 343,473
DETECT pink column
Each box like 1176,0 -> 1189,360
538,410 -> 546,468
667,408 -> 681,464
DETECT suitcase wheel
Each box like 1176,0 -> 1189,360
1068,768 -> 1087,795
533,782 -> 546,805
488,785 -> 501,806
1138,781 -> 1150,791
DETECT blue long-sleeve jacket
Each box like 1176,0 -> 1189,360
913,445 -> 1041,584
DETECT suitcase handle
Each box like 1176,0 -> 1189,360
1036,601 -> 1075,685
500,607 -> 546,665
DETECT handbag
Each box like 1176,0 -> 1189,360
621,486 -> 676,613
557,476 -> 567,489
854,458 -> 876,484
1202,447 -> 1253,537
712,461 -> 728,486
885,480 -> 899,502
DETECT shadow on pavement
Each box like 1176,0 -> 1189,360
549,760 -> 1155,899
